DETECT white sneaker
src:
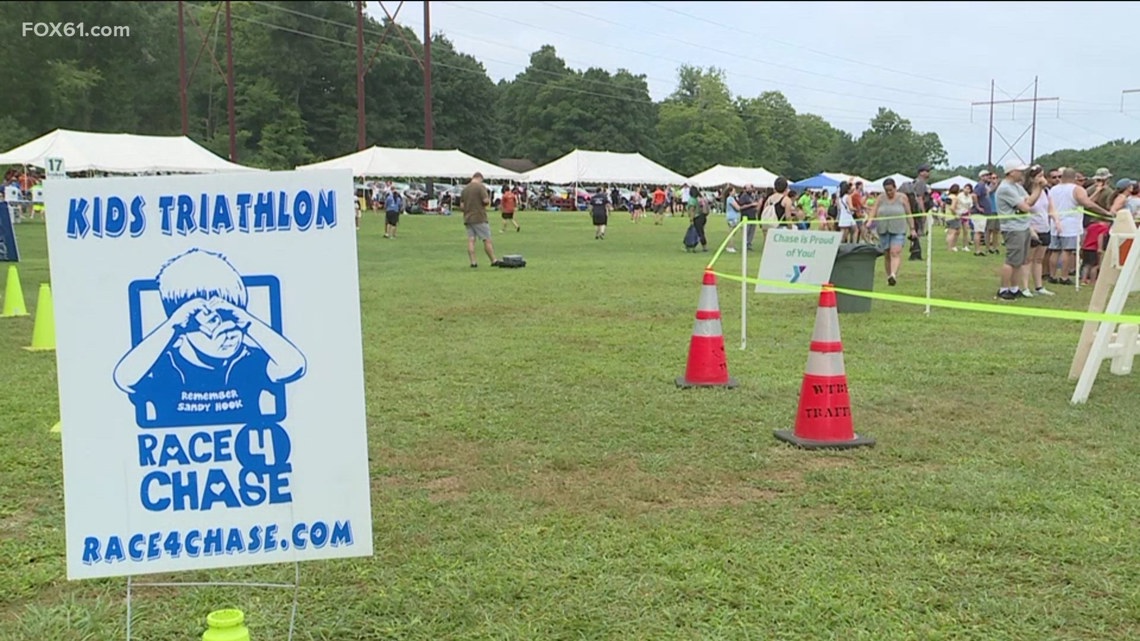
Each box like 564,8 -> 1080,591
1036,287 -> 1055,296
726,247 -> 737,253
1019,289 -> 1034,298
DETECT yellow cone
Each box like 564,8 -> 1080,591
25,283 -> 56,351
1,265 -> 28,318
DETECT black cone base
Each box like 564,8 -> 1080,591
773,429 -> 875,450
676,376 -> 739,389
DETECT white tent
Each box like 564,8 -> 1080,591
296,146 -> 524,181
526,149 -> 687,185
0,128 -> 258,174
868,173 -> 914,193
821,171 -> 874,189
689,164 -> 778,189
930,175 -> 977,191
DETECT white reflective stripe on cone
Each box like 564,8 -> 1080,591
811,306 -> 841,342
691,318 -> 724,337
805,350 -> 846,376
697,285 -> 720,312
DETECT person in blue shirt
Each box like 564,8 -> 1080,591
113,248 -> 307,427
384,185 -> 404,239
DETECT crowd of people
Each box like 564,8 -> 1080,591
354,165 -> 1140,300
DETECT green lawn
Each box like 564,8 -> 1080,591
3,210 -> 1140,640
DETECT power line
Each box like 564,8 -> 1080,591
971,78 -> 1059,164
235,2 -> 970,128
1122,88 -> 1140,112
639,0 -> 989,95
532,0 -> 967,114
439,1 -> 959,117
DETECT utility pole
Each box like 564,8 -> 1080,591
225,0 -> 236,162
972,81 -> 1058,167
1123,88 -> 1140,112
423,0 -> 433,150
178,0 -> 188,136
356,1 -> 367,150
1030,76 -> 1039,163
987,80 -> 994,167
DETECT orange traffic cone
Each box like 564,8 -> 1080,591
676,271 -> 738,389
774,283 -> 874,449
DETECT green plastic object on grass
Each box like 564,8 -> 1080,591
202,609 -> 249,641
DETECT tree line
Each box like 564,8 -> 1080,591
1,1 -> 1136,182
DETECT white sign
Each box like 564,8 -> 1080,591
45,169 -> 373,580
45,157 -> 66,179
754,228 -> 842,294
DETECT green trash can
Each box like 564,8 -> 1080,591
830,243 -> 884,313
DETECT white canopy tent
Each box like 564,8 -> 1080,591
688,164 -> 778,189
526,149 -> 688,186
821,171 -> 874,189
0,128 -> 258,174
296,146 -> 525,181
867,173 -> 914,193
930,175 -> 977,191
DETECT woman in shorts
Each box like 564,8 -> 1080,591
1025,166 -> 1060,296
866,178 -> 914,286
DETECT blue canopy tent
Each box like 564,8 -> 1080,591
790,174 -> 841,192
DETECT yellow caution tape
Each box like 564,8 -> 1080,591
707,270 -> 1140,326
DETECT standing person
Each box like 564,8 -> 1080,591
689,187 -> 709,252
865,178 -> 914,286
1023,165 -> 1062,297
1110,178 -> 1139,217
836,181 -> 856,242
738,184 -> 760,250
948,184 -> 974,252
850,181 -> 867,242
1048,167 -> 1111,285
629,187 -> 647,222
972,170 -> 996,256
724,185 -> 741,253
460,172 -> 499,268
1086,167 -> 1114,227
500,185 -> 520,233
651,185 -> 667,225
908,164 -> 932,260
994,159 -> 1047,301
383,184 -> 404,239
590,186 -> 610,240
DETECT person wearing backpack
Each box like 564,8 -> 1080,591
759,177 -> 793,241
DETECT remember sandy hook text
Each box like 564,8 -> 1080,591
23,22 -> 131,38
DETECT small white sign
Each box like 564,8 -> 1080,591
45,169 -> 373,579
754,228 -> 842,294
45,157 -> 66,179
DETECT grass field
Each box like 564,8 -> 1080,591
3,209 -> 1140,640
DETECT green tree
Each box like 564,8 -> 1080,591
852,108 -> 948,177
656,66 -> 747,176
430,35 -> 499,161
737,91 -> 800,176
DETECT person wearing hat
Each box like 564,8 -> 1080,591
1087,167 -> 1114,226
971,169 -> 997,255
1110,178 -> 1140,219
994,159 -> 1047,300
901,164 -> 933,261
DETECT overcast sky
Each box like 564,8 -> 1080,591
367,1 -> 1140,169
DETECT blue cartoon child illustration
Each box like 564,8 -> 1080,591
113,248 -> 307,427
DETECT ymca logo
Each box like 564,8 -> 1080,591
787,265 -> 808,283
